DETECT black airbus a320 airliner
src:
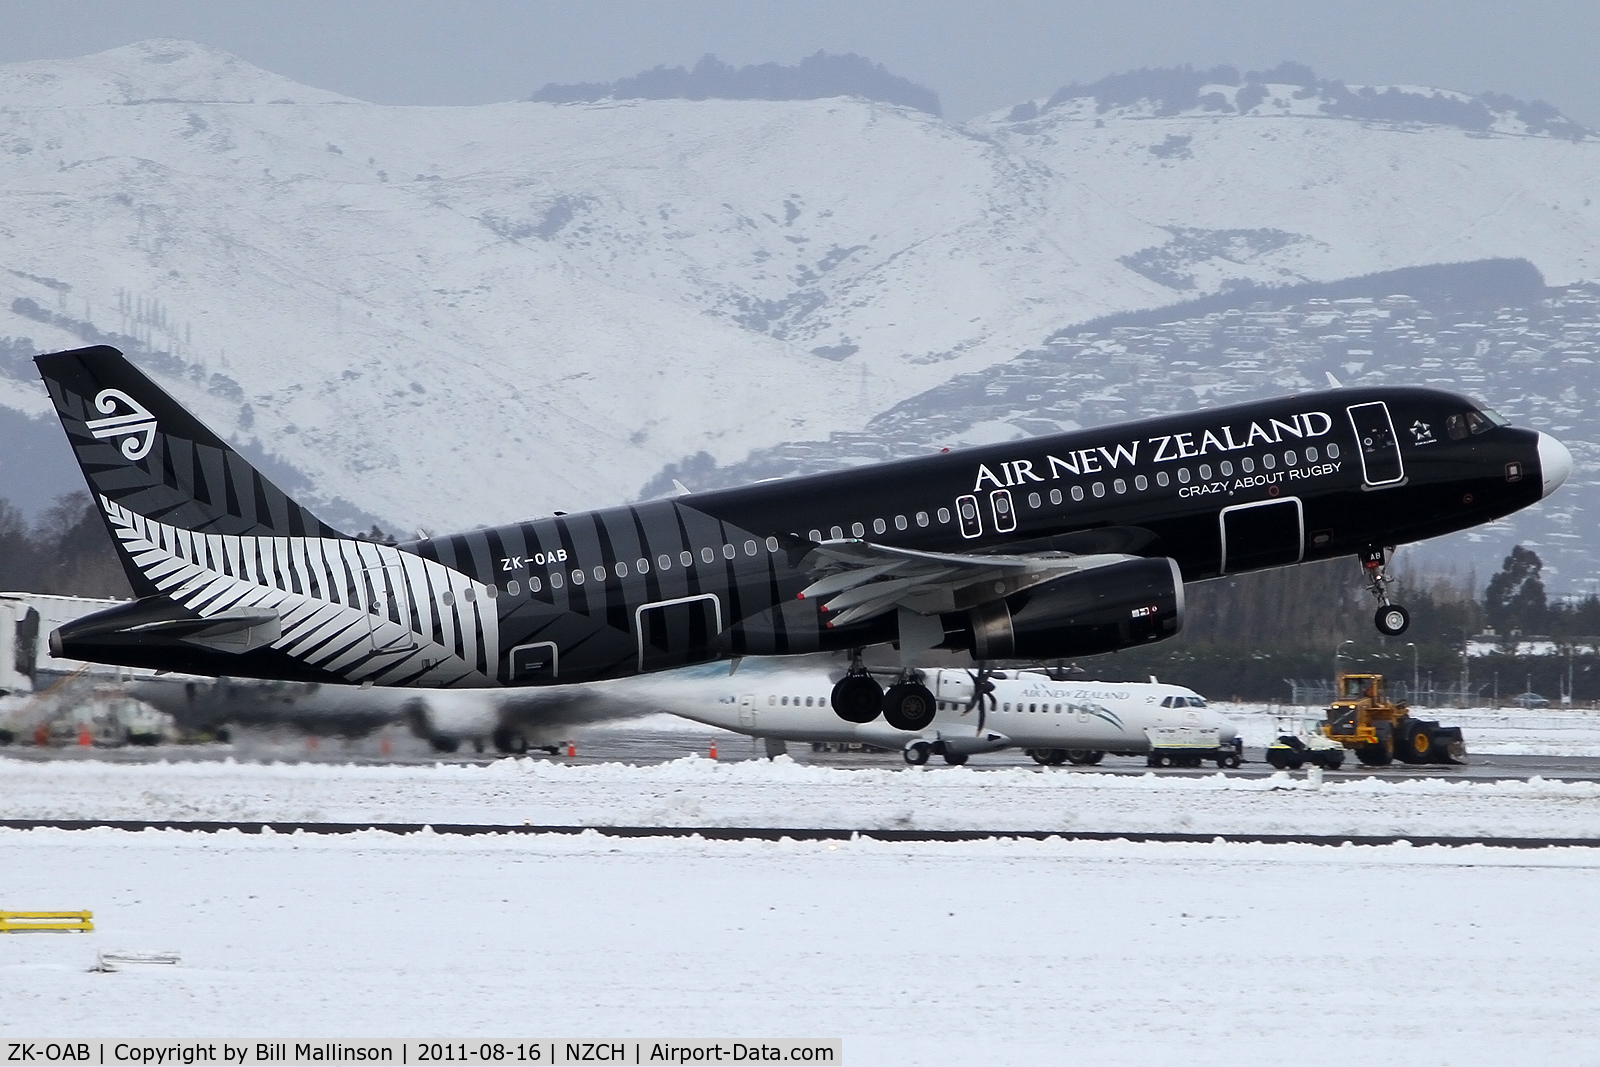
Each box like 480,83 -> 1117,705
37,346 -> 1570,731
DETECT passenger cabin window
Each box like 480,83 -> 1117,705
702,547 -> 716,563
681,551 -> 694,566
1327,443 -> 1341,459
1262,453 -> 1276,469
506,581 -> 521,596
1092,482 -> 1105,498
1306,446 -> 1319,462
441,590 -> 455,606
529,576 -> 542,592
1177,469 -> 1190,484
722,544 -> 735,559
745,540 -> 758,555
593,566 -> 606,582
637,557 -> 649,573
658,554 -> 672,570
550,573 -> 563,589
1113,478 -> 1126,494
1219,461 -> 1232,477
1071,485 -> 1085,501
831,526 -> 844,539
916,512 -> 929,527
1199,464 -> 1212,480
1049,489 -> 1062,505
1135,475 -> 1148,491
615,562 -> 629,577
1241,457 -> 1254,473
895,515 -> 908,531
937,508 -> 951,524
1156,471 -> 1169,487
852,522 -> 865,537
873,518 -> 886,535
484,585 -> 498,599
809,529 -> 822,541
765,537 -> 779,551
571,570 -> 584,586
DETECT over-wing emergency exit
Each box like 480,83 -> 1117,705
35,346 -> 1570,730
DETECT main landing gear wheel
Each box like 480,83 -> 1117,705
903,742 -> 932,766
831,674 -> 884,723
1065,750 -> 1104,766
882,682 -> 937,731
1375,604 -> 1411,637
942,751 -> 969,766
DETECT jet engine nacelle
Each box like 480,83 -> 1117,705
958,557 -> 1183,660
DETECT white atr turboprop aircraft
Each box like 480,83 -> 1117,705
644,659 -> 1238,766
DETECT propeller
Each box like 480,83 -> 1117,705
965,665 -> 998,732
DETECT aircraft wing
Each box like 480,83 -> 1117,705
798,539 -> 1140,626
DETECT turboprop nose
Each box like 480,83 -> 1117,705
1538,433 -> 1573,498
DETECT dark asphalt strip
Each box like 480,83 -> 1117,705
1,819 -> 1597,848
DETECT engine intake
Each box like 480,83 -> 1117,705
959,557 -> 1183,660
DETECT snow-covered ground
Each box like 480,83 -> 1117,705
5,753 -> 1600,839
3,828 -> 1599,1064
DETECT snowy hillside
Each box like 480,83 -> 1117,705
1,42 -> 1597,534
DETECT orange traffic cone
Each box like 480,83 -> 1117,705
566,742 -> 576,758
379,735 -> 393,756
709,742 -> 717,760
77,727 -> 92,747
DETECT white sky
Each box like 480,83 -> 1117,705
1,0 -> 1597,124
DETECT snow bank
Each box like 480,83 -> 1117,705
5,753 -> 1600,838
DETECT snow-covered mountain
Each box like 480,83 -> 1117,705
0,42 -> 1596,537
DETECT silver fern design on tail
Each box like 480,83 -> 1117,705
100,495 -> 498,686
85,388 -> 158,460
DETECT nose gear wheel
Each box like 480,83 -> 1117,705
1360,545 -> 1410,636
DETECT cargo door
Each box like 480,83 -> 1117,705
1219,498 -> 1304,573
635,594 -> 722,672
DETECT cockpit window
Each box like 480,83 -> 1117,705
1481,407 -> 1509,427
1447,411 -> 1498,440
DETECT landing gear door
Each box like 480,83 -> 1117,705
1347,402 -> 1405,486
956,495 -> 983,539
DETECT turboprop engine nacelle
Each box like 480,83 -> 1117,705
957,557 -> 1183,660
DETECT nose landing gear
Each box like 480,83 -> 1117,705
1362,546 -> 1411,636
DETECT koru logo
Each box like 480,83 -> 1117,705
85,388 -> 158,460
1410,420 -> 1435,445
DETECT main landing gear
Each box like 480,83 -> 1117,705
1361,545 -> 1411,636
830,651 -> 936,731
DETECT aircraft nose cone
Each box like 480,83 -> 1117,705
1538,432 -> 1573,498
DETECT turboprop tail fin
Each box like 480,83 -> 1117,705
34,346 -> 344,596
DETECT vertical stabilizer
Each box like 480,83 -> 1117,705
35,346 -> 344,596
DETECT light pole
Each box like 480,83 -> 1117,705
1406,642 -> 1418,704
1335,639 -> 1356,697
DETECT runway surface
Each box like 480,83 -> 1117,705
8,721 -> 1600,782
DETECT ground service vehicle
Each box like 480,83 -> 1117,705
1265,717 -> 1348,770
1323,673 -> 1465,766
1145,725 -> 1243,768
